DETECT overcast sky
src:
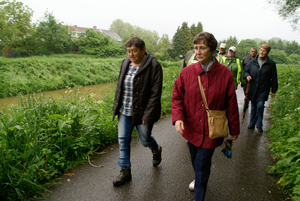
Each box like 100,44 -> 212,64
20,0 -> 300,43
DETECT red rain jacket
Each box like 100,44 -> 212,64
172,60 -> 240,149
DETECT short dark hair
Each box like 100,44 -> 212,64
125,37 -> 145,50
193,32 -> 217,52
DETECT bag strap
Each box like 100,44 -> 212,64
197,75 -> 209,110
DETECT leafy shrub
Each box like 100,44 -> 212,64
269,49 -> 288,64
267,64 -> 300,200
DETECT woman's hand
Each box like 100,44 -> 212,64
247,76 -> 252,82
175,120 -> 184,134
271,93 -> 275,98
142,120 -> 147,125
231,135 -> 238,140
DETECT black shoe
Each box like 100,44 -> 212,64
153,146 -> 162,167
257,127 -> 263,133
113,167 -> 132,186
248,124 -> 255,129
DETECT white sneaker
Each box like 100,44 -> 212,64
189,180 -> 195,191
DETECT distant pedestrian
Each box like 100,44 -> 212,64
215,43 -> 226,63
243,44 -> 278,133
180,49 -> 198,71
241,47 -> 257,107
112,37 -> 163,186
172,32 -> 240,201
222,46 -> 244,89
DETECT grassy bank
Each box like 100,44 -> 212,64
267,64 -> 300,200
0,54 -> 127,98
0,58 -> 181,200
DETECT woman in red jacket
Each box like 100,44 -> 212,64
171,32 -> 240,201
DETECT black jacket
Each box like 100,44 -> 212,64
243,55 -> 278,102
113,52 -> 163,125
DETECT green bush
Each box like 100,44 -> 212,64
269,49 -> 288,64
267,64 -> 300,200
287,54 -> 300,64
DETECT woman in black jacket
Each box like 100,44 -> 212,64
243,44 -> 278,133
112,37 -> 163,186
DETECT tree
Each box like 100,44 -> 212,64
172,26 -> 184,58
287,54 -> 300,64
268,49 -> 288,64
77,28 -> 124,57
268,0 -> 300,30
109,19 -> 134,42
109,19 -> 161,55
0,0 -> 34,52
36,11 -> 71,54
236,39 -> 259,59
285,40 -> 299,56
180,22 -> 192,55
190,22 -> 203,46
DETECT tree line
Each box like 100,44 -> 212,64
1,0 -> 300,64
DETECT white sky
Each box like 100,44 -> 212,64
20,0 -> 300,43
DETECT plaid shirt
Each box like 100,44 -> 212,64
120,64 -> 139,116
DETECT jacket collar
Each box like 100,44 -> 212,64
196,59 -> 221,77
253,55 -> 271,65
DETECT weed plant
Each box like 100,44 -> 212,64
0,60 -> 181,200
267,64 -> 300,200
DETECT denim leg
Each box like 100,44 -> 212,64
256,101 -> 265,128
136,123 -> 158,152
188,143 -> 215,201
250,101 -> 257,126
118,113 -> 134,168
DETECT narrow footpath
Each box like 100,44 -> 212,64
41,86 -> 289,201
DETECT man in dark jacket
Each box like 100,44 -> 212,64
241,47 -> 257,107
243,44 -> 278,133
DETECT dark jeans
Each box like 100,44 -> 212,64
188,142 -> 215,201
250,100 -> 265,128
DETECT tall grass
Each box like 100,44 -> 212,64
267,64 -> 300,200
0,61 -> 181,200
0,54 -> 126,98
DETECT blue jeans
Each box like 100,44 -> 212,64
118,113 -> 159,168
250,101 -> 265,128
188,143 -> 215,201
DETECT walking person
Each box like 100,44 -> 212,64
215,42 -> 226,63
112,37 -> 163,186
172,32 -> 240,201
242,47 -> 257,108
181,49 -> 198,71
222,46 -> 244,89
244,44 -> 278,133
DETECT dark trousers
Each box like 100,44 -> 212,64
188,142 -> 215,201
250,100 -> 265,128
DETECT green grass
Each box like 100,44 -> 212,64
0,58 -> 181,201
267,64 -> 300,200
0,54 -> 127,98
